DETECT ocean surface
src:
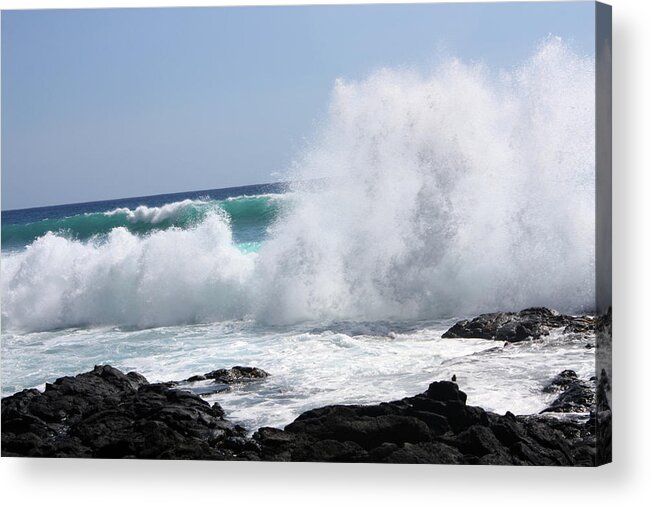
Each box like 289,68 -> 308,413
1,39 -> 597,429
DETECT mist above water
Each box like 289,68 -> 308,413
255,37 -> 596,323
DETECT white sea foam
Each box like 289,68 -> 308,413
223,193 -> 289,202
1,213 -> 255,331
1,38 -> 595,332
0,320 -> 596,427
254,37 -> 596,324
103,199 -> 203,224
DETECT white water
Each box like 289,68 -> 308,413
1,39 -> 597,427
2,214 -> 255,331
0,320 -> 596,428
255,37 -> 595,324
103,199 -> 204,224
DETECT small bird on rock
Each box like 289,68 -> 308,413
451,374 -> 457,382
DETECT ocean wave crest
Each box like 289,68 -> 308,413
103,199 -> 203,224
1,194 -> 284,249
1,213 -> 255,331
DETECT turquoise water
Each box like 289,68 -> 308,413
2,182 -> 286,252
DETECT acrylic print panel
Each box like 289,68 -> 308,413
0,2 -> 611,465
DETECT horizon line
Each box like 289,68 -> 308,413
0,180 -> 287,214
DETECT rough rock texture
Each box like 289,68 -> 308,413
252,379 -> 596,465
563,318 -> 595,335
542,369 -> 581,393
179,366 -> 270,397
441,307 -> 592,342
1,365 -> 258,459
182,366 -> 270,384
540,370 -> 595,414
2,365 -> 597,465
204,366 -> 269,383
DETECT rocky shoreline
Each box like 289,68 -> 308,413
1,307 -> 611,465
441,306 -> 594,342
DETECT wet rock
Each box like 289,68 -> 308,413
185,366 -> 269,384
442,307 -> 589,342
442,312 -> 516,340
541,370 -> 594,414
542,370 -> 579,393
176,382 -> 231,398
563,317 -> 595,334
179,366 -> 270,397
254,380 -> 596,466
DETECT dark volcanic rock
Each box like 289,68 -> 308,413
180,366 -> 270,397
2,367 -> 597,465
204,366 -> 269,383
254,380 -> 595,465
1,365 -> 249,459
285,407 -> 432,449
442,307 -> 590,342
542,370 -> 579,393
540,370 -> 594,414
541,383 -> 594,414
185,366 -> 269,384
563,317 -> 595,335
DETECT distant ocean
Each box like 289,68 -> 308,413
2,182 -> 285,254
1,39 -> 597,430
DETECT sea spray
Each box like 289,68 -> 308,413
1,212 -> 255,330
254,37 -> 595,323
1,38 -> 595,332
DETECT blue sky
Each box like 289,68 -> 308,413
1,2 -> 595,210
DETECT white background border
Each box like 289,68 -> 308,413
1,0 -> 649,503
